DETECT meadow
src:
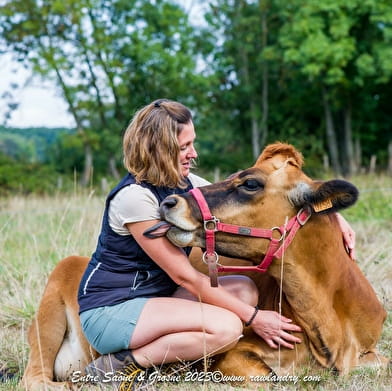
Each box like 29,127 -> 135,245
0,174 -> 391,391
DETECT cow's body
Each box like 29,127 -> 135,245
22,143 -> 388,390
153,142 -> 388,376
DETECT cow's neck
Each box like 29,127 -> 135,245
266,215 -> 385,372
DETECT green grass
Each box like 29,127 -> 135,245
342,175 -> 392,223
0,175 -> 391,390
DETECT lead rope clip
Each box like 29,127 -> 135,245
203,251 -> 219,287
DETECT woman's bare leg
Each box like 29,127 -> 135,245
130,298 -> 242,367
130,275 -> 258,368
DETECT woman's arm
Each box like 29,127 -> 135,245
127,220 -> 302,349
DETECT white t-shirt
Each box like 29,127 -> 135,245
108,173 -> 210,235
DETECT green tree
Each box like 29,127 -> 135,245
277,0 -> 392,175
199,0 -> 392,176
201,0 -> 276,163
200,0 -> 325,172
0,0 -> 205,184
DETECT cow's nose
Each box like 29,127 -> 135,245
161,196 -> 178,212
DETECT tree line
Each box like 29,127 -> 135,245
0,0 -> 391,191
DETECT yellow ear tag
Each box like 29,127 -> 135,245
312,198 -> 333,212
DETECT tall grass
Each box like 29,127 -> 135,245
0,191 -> 104,386
0,175 -> 391,390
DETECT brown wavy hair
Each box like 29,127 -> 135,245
123,99 -> 193,188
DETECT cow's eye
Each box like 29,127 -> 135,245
239,179 -> 264,191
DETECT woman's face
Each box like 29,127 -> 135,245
178,121 -> 197,177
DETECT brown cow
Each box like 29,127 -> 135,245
150,142 -> 389,377
21,143 -> 388,389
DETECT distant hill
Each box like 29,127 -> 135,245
0,126 -> 75,162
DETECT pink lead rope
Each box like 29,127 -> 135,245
189,187 -> 312,287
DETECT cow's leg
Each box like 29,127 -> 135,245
22,282 -> 69,390
21,256 -> 93,391
53,307 -> 93,382
358,351 -> 390,369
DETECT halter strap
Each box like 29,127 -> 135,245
189,187 -> 312,287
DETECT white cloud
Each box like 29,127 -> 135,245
1,1 -> 204,129
7,86 -> 76,128
0,54 -> 75,128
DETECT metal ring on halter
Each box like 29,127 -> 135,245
203,216 -> 220,231
271,226 -> 284,241
202,251 -> 220,265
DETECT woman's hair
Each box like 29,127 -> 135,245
123,99 -> 193,188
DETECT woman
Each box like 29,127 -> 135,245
78,99 -> 354,381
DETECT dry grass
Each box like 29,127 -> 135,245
0,175 -> 391,390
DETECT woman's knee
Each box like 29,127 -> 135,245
240,276 -> 259,306
219,275 -> 259,306
208,310 -> 243,352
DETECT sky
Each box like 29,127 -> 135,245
0,54 -> 76,128
0,0 -> 204,129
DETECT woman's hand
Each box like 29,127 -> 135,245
335,213 -> 356,260
251,310 -> 302,349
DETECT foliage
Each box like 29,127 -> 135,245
342,175 -> 392,223
201,0 -> 392,175
0,0 -> 208,183
0,153 -> 60,196
276,0 -> 392,173
0,0 -> 392,183
0,126 -> 73,163
0,131 -> 35,163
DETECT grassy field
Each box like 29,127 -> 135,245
0,175 -> 391,390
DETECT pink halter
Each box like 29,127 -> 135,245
189,187 -> 312,287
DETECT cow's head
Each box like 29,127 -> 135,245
145,143 -> 359,262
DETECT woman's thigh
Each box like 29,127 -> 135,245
129,297 -> 241,349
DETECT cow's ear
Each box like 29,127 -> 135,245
307,180 -> 359,214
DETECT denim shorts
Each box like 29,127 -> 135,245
80,298 -> 149,354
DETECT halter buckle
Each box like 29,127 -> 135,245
297,207 -> 312,226
204,216 -> 220,231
